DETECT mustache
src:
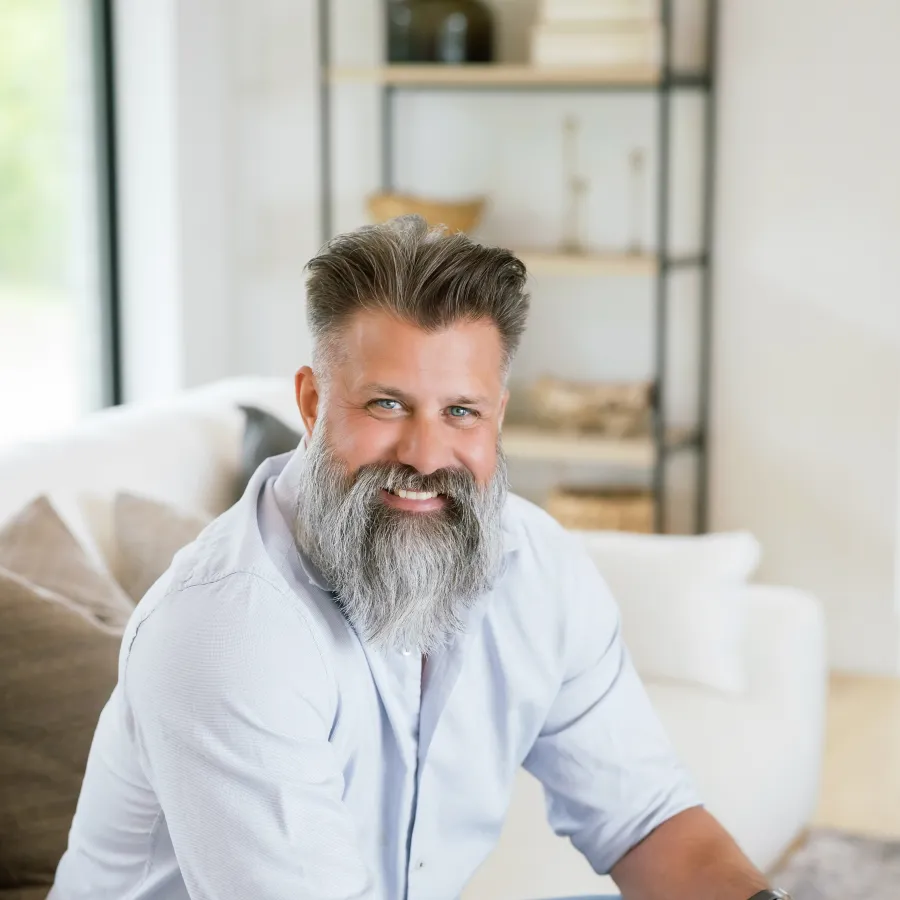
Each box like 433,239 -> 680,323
350,461 -> 481,502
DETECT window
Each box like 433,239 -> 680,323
0,0 -> 119,446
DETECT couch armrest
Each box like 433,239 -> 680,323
643,584 -> 827,870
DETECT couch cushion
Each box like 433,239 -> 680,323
0,497 -> 133,630
577,530 -> 761,694
114,492 -> 211,603
0,568 -> 119,890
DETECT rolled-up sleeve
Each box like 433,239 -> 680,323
523,536 -> 702,875
124,572 -> 373,900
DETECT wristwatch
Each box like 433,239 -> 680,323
748,891 -> 793,900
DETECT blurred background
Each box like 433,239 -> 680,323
1,0 -> 899,896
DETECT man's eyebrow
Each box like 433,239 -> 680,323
360,383 -> 490,407
361,383 -> 414,403
448,394 -> 489,407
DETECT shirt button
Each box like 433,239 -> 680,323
401,648 -> 412,656
416,860 -> 425,869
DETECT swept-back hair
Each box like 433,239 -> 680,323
305,215 -> 530,373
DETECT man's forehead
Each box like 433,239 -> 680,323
332,310 -> 505,394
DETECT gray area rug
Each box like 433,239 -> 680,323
769,829 -> 900,900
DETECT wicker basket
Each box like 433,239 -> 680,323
366,192 -> 486,234
529,376 -> 653,436
546,486 -> 654,533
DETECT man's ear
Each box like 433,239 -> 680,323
295,367 -> 320,436
498,388 -> 510,429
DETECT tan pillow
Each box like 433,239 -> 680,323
0,497 -> 133,630
114,492 -> 210,603
0,888 -> 51,899
0,567 -> 120,890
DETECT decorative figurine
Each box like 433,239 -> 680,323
561,115 -> 589,254
628,147 -> 647,255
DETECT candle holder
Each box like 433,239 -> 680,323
628,147 -> 647,255
561,116 -> 589,255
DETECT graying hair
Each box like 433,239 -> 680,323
305,215 -> 530,375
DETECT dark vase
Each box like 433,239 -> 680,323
387,0 -> 494,64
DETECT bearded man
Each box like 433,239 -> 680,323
51,217 -> 786,900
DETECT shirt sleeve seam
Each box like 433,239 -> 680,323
123,569 -> 335,715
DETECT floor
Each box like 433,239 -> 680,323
813,674 -> 900,839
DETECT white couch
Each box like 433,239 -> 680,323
0,377 -> 828,900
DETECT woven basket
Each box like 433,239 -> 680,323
546,486 -> 655,533
530,376 -> 653,436
366,192 -> 486,233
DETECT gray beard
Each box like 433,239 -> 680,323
292,425 -> 508,654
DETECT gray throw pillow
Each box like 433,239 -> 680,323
114,492 -> 211,603
0,567 -> 119,891
0,496 -> 134,630
237,405 -> 302,500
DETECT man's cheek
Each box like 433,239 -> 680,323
337,421 -> 395,470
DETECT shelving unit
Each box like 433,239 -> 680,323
317,0 -> 718,533
328,63 -> 713,91
515,250 -> 657,277
329,63 -> 662,87
501,423 -> 698,467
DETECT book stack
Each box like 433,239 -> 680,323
531,0 -> 662,68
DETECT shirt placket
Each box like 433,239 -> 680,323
399,648 -> 424,900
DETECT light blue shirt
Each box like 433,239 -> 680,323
51,447 -> 700,900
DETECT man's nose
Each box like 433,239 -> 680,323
394,415 -> 455,477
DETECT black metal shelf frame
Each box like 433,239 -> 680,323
316,0 -> 718,534
91,0 -> 123,407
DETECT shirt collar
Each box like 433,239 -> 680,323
271,440 -> 520,595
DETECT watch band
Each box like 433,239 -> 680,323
748,891 -> 792,900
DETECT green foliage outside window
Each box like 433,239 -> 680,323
0,0 -> 67,290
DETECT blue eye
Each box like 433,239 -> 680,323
448,406 -> 473,418
372,398 -> 402,411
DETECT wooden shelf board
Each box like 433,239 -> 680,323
516,250 -> 657,276
329,63 -> 660,87
501,424 -> 696,465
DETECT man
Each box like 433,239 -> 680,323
51,216 -> 787,900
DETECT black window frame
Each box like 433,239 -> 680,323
89,0 -> 122,407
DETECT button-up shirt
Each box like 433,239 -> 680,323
51,447 -> 700,900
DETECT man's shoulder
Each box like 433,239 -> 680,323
165,498 -> 277,593
503,491 -> 580,563
123,502 -> 341,692
501,492 -> 613,606
500,493 -> 621,664
130,563 -> 324,665
123,559 -> 339,722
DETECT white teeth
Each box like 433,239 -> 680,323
394,489 -> 438,500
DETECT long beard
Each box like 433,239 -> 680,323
292,426 -> 508,654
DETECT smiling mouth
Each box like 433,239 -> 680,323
385,487 -> 441,501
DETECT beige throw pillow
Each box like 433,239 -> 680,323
0,496 -> 134,630
114,492 -> 210,603
0,567 -> 120,891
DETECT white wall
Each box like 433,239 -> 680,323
115,0 -> 234,401
226,0 -> 320,377
711,0 -> 900,673
115,0 -> 900,672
